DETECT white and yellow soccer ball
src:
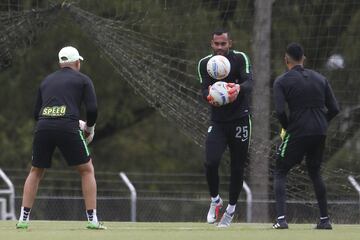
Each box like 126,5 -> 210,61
209,81 -> 229,106
206,55 -> 231,80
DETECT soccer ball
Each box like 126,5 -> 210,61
209,81 -> 229,106
206,55 -> 231,80
326,54 -> 345,70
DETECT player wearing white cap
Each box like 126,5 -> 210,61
16,46 -> 106,230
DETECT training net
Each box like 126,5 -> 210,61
0,3 -> 60,71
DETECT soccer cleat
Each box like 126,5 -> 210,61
207,198 -> 223,224
16,221 -> 29,229
217,211 -> 234,228
315,217 -> 332,230
86,221 -> 107,230
273,218 -> 289,229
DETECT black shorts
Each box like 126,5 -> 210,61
32,130 -> 91,168
276,134 -> 326,173
205,116 -> 251,166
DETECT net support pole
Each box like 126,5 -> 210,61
348,175 -> 360,219
119,172 -> 137,222
243,181 -> 252,222
250,0 -> 274,222
0,168 -> 16,220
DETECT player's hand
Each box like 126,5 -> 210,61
206,85 -> 220,107
280,128 -> 286,141
206,94 -> 220,107
84,125 -> 95,144
227,83 -> 240,103
79,120 -> 95,144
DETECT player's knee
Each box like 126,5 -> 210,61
30,167 -> 45,179
308,168 -> 320,180
76,160 -> 94,176
204,160 -> 219,169
274,168 -> 288,179
204,154 -> 221,168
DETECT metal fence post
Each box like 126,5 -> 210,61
243,181 -> 252,223
0,198 -> 6,220
119,172 -> 137,222
348,175 -> 360,219
0,168 -> 16,220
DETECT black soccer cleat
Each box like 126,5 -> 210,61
315,217 -> 332,230
273,218 -> 289,229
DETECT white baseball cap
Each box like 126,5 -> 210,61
58,46 -> 84,63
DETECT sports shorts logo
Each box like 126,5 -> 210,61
208,126 -> 213,133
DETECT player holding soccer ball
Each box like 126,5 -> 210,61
197,29 -> 252,227
16,46 -> 106,230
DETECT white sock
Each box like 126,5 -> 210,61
86,209 -> 98,223
226,204 -> 236,215
211,195 -> 220,203
19,206 -> 31,222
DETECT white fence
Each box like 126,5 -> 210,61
0,168 -> 359,223
0,168 -> 16,220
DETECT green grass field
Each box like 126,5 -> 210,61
1,221 -> 359,240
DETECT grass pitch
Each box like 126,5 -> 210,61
1,221 -> 359,240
